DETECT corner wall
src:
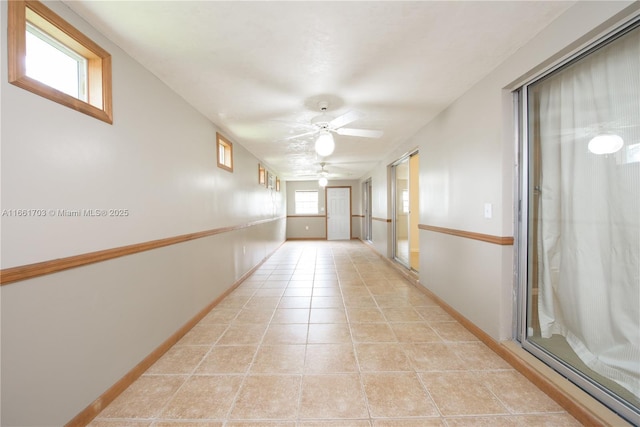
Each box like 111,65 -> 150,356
0,1 -> 286,425
286,179 -> 361,240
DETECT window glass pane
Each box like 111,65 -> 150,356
295,191 -> 318,214
26,24 -> 86,100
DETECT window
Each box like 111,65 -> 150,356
295,191 -> 318,214
216,133 -> 233,172
8,0 -> 113,124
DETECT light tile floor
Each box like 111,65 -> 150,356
90,240 -> 581,426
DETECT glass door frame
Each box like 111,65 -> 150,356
514,16 -> 640,423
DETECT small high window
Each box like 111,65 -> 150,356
8,0 -> 113,124
295,191 -> 319,214
217,133 -> 233,172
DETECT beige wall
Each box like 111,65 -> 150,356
0,2 -> 285,425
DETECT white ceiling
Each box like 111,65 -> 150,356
64,1 -> 574,181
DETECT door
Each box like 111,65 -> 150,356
517,22 -> 639,422
326,187 -> 351,240
363,179 -> 372,241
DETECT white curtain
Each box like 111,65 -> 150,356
534,28 -> 640,398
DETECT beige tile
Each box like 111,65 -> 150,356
312,296 -> 344,308
217,295 -> 252,308
272,308 -> 310,323
299,374 -> 369,419
450,342 -> 511,370
313,280 -> 340,288
262,323 -> 308,344
177,324 -> 227,346
373,419 -> 444,427
288,280 -> 314,288
146,346 -> 209,374
420,371 -> 508,416
200,308 -> 240,324
226,422 -> 295,427
278,296 -> 312,308
153,422 -> 223,426
312,287 -> 342,297
161,375 -> 243,419
310,308 -> 347,323
261,280 -> 289,289
402,343 -> 467,371
89,421 -> 151,427
343,295 -> 378,308
299,421 -> 370,427
244,296 -> 281,309
195,345 -> 257,374
230,375 -> 300,420
231,287 -> 259,297
414,306 -> 454,323
341,280 -> 371,298
217,323 -> 267,345
350,323 -> 397,343
443,414 -> 582,426
381,307 -> 423,322
305,344 -> 358,373
99,375 -> 186,418
347,307 -> 386,323
251,344 -> 306,373
284,287 -> 313,297
308,323 -> 352,343
430,322 -> 478,342
374,296 -> 412,308
362,372 -> 439,418
481,370 -> 563,413
251,288 -> 286,297
355,343 -> 413,372
390,323 -> 442,343
234,308 -> 274,323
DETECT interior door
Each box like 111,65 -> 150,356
364,179 -> 372,241
326,187 -> 351,240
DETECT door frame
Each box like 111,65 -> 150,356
391,150 -> 418,268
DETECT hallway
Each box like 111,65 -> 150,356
89,240 -> 578,426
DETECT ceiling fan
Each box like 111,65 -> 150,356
284,101 -> 384,156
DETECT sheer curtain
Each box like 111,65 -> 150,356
534,28 -> 639,397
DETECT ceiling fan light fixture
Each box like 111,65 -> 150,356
318,176 -> 328,187
315,131 -> 335,157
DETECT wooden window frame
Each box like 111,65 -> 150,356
8,0 -> 113,124
216,133 -> 233,172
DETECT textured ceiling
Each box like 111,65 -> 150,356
64,1 -> 575,181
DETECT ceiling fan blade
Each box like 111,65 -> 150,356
329,110 -> 362,129
282,129 -> 318,141
336,128 -> 384,138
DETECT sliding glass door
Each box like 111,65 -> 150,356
517,20 -> 639,422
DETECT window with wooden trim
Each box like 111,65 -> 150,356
295,190 -> 319,214
8,0 -> 113,124
217,133 -> 233,172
